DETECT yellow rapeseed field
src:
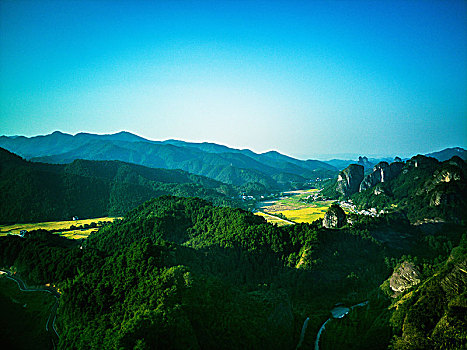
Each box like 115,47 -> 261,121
273,206 -> 329,223
0,217 -> 120,239
257,187 -> 335,224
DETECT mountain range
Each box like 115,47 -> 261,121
2,132 -> 464,180
1,131 -> 466,349
0,131 -> 337,190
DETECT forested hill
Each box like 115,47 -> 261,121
0,196 -> 390,349
0,148 -> 240,223
1,195 -> 465,349
0,131 -> 337,190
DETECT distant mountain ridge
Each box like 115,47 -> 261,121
426,147 -> 467,162
0,131 -> 337,190
1,131 -> 464,188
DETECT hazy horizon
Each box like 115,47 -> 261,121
1,1 -> 466,159
1,129 -> 463,161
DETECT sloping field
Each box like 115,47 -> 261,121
257,189 -> 318,211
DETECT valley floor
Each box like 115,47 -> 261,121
255,189 -> 335,224
0,217 -> 120,240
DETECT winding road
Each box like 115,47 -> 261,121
1,269 -> 60,344
296,300 -> 369,350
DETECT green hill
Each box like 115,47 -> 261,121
0,148 -> 240,224
1,194 -> 465,349
0,196 -> 393,349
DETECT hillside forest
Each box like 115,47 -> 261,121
0,143 -> 466,349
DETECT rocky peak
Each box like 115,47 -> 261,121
407,155 -> 438,169
323,204 -> 346,228
389,261 -> 421,296
358,156 -> 372,170
359,161 -> 403,192
336,164 -> 364,197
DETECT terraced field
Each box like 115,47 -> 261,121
256,189 -> 335,224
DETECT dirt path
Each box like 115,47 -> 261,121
257,211 -> 296,224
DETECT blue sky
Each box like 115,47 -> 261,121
1,0 -> 466,159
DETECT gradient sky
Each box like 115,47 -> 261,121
1,0 -> 466,159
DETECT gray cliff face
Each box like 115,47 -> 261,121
359,161 -> 403,192
323,204 -> 346,228
336,164 -> 364,197
389,261 -> 421,295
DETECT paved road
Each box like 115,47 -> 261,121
1,269 -> 60,341
295,300 -> 369,350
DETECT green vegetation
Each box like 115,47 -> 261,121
1,137 -> 465,349
322,155 -> 467,223
352,156 -> 466,222
0,275 -> 56,350
319,297 -> 392,350
0,148 -> 242,224
254,211 -> 292,226
0,131 -> 338,190
309,222 -> 467,350
388,236 -> 467,350
0,192 -> 465,348
0,217 -> 118,239
1,196 -> 399,349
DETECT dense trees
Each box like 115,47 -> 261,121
0,148 -> 242,223
0,195 -> 465,349
0,196 -> 390,348
322,155 -> 467,223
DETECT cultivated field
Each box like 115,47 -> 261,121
256,189 -> 335,224
0,217 -> 120,239
273,203 -> 334,223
